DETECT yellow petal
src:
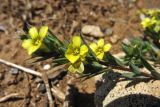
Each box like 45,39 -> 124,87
80,45 -> 88,56
39,26 -> 48,39
68,62 -> 84,73
28,45 -> 40,55
22,39 -> 33,49
97,52 -> 104,60
90,43 -> 98,52
72,36 -> 81,48
65,53 -> 80,63
76,62 -> 84,73
22,39 -> 41,55
103,44 -> 111,52
68,65 -> 77,73
97,38 -> 104,47
29,27 -> 38,39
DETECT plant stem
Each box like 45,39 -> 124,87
98,60 -> 155,79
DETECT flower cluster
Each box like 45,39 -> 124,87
65,36 -> 111,73
21,27 -> 112,73
141,9 -> 160,33
21,16 -> 160,80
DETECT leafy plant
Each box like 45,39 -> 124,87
20,9 -> 160,81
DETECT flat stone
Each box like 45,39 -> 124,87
82,25 -> 104,37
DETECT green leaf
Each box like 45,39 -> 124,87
53,58 -> 69,65
121,73 -> 135,79
105,52 -> 124,67
81,68 -> 111,81
129,63 -> 141,75
141,57 -> 160,79
48,29 -> 65,47
122,43 -> 133,56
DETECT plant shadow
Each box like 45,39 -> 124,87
105,94 -> 160,107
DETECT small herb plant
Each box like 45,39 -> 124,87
21,9 -> 160,80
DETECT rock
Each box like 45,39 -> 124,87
9,68 -> 19,75
139,13 -> 145,20
82,25 -> 104,37
105,28 -> 113,36
94,72 -> 160,107
110,35 -> 119,44
103,80 -> 160,107
37,83 -> 46,93
43,64 -> 51,70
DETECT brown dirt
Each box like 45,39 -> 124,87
0,0 -> 160,107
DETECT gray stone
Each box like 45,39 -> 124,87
9,68 -> 19,75
105,28 -> 113,36
38,83 -> 46,93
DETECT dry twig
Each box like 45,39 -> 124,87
51,86 -> 65,101
0,58 -> 42,77
0,58 -> 66,106
0,93 -> 22,103
42,72 -> 54,107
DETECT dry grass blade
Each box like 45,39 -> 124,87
0,93 -> 22,103
42,72 -> 54,107
0,58 -> 42,77
51,86 -> 65,101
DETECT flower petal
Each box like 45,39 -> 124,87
68,65 -> 77,73
28,45 -> 40,55
89,43 -> 98,52
77,62 -> 84,73
22,39 -> 41,55
39,26 -> 48,39
29,27 -> 38,39
22,39 -> 33,49
72,36 -> 81,48
97,52 -> 104,60
80,45 -> 88,56
68,62 -> 84,73
103,44 -> 111,52
65,53 -> 80,63
97,38 -> 104,47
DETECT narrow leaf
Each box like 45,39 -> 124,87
141,57 -> 160,79
129,63 -> 141,75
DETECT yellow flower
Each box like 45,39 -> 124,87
65,36 -> 88,64
141,17 -> 156,28
22,26 -> 48,55
148,9 -> 160,16
90,39 -> 111,60
68,61 -> 84,73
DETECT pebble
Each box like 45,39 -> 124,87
110,35 -> 119,44
139,13 -> 145,20
105,28 -> 113,36
43,64 -> 51,70
37,83 -> 46,93
82,25 -> 104,37
9,68 -> 19,75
